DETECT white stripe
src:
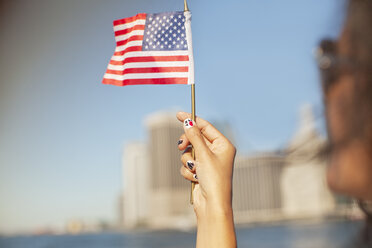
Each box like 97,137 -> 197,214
115,40 -> 143,52
184,11 -> 195,85
113,19 -> 146,32
104,72 -> 189,80
111,50 -> 189,61
107,61 -> 189,70
115,30 -> 144,42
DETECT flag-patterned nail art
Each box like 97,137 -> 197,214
178,139 -> 183,145
193,174 -> 198,180
184,118 -> 195,129
186,161 -> 194,170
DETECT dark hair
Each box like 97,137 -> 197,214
345,0 -> 372,247
345,0 -> 372,144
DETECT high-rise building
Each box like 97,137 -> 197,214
281,105 -> 336,218
122,142 -> 149,229
144,111 -> 194,229
233,153 -> 285,223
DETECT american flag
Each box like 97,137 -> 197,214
102,11 -> 194,86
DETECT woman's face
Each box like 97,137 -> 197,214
325,29 -> 372,201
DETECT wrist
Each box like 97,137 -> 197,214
197,200 -> 233,222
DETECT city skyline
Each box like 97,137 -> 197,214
0,0 -> 343,233
120,107 -> 354,230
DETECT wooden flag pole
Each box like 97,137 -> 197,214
184,0 -> 196,205
190,84 -> 196,204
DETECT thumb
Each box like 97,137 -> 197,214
183,118 -> 210,156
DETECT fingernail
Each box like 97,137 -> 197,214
184,118 -> 195,129
178,139 -> 183,145
193,174 -> 198,180
182,146 -> 191,155
186,161 -> 194,170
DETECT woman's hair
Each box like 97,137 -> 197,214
345,0 -> 372,247
345,0 -> 372,146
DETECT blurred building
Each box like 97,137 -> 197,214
281,105 -> 336,218
144,112 -> 194,229
233,153 -> 285,223
122,142 -> 149,229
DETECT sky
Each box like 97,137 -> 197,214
0,0 -> 345,234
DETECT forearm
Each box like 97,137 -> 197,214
196,205 -> 237,248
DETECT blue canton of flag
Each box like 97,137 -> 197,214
142,12 -> 188,51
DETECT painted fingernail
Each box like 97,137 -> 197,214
186,161 -> 194,170
182,146 -> 191,155
184,118 -> 195,129
178,139 -> 183,145
193,174 -> 198,180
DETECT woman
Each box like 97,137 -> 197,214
177,0 -> 372,247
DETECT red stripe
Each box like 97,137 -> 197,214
116,35 -> 143,47
114,46 -> 142,56
106,67 -> 188,75
102,78 -> 188,86
113,13 -> 147,26
114,25 -> 145,37
109,55 -> 189,65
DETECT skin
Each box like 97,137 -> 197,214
325,29 -> 372,201
177,112 -> 237,248
176,21 -> 372,248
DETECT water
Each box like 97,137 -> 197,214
0,220 -> 363,248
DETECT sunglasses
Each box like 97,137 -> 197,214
315,39 -> 355,94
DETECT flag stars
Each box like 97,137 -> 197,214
143,12 -> 188,51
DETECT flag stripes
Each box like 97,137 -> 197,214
103,11 -> 193,86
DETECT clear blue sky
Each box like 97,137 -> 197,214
0,0 -> 344,233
